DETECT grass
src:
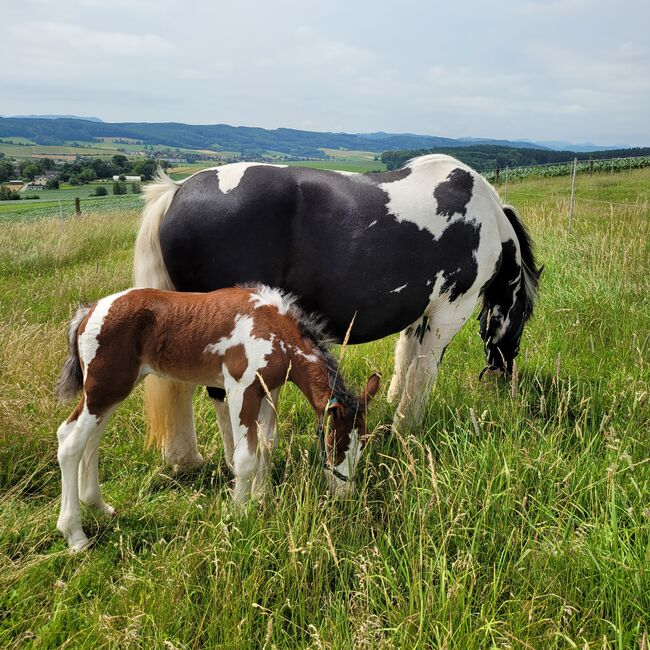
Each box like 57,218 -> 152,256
0,170 -> 648,648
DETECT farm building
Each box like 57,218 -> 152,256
112,175 -> 142,182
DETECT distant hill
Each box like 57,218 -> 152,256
0,116 -> 552,158
4,114 -> 104,123
533,140 -> 632,153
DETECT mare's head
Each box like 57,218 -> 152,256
479,219 -> 542,377
321,374 -> 380,498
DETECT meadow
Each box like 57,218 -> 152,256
0,168 -> 648,648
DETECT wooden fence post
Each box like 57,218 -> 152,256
495,166 -> 500,184
75,197 -> 81,215
504,166 -> 509,202
568,158 -> 577,226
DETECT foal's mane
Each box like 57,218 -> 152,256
245,284 -> 361,414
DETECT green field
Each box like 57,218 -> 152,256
0,170 -> 648,648
0,182 -> 144,222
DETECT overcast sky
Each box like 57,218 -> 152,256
1,0 -> 648,146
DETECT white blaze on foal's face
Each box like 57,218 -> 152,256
326,427 -> 363,498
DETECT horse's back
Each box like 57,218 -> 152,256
157,159 -> 505,342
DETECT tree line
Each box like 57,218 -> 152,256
0,154 -> 169,185
381,145 -> 650,172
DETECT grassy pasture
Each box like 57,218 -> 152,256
0,169 -> 648,648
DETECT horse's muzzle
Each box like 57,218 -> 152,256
479,365 -> 505,380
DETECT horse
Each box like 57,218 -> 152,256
134,154 -> 541,469
54,284 -> 380,551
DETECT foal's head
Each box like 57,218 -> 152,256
320,374 -> 380,498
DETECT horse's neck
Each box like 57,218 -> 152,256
287,343 -> 333,416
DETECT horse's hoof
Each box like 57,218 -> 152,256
169,452 -> 205,474
68,535 -> 91,553
98,502 -> 116,517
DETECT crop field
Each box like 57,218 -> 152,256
0,188 -> 143,223
0,169 -> 648,648
484,156 -> 650,184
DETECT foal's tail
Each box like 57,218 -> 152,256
55,305 -> 92,402
501,205 -> 542,316
133,170 -> 181,291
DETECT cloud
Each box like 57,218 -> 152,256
13,21 -> 173,57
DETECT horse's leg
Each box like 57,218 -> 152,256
57,400 -> 110,551
395,295 -> 479,426
227,382 -> 264,506
78,406 -> 117,516
387,328 -> 418,405
251,388 -> 280,501
145,376 -> 204,471
207,387 -> 235,470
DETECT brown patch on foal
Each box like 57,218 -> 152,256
223,344 -> 248,382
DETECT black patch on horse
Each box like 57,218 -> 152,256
206,386 -> 226,401
160,165 -> 481,343
434,168 -> 474,218
413,315 -> 431,343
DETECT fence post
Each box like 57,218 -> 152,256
568,157 -> 577,226
75,197 -> 81,215
504,166 -> 509,202
495,166 -> 500,185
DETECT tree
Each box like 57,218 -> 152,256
131,182 -> 142,194
79,168 -> 96,183
112,154 -> 129,173
112,181 -> 127,195
94,186 -> 108,196
132,158 -> 157,180
45,178 -> 60,190
20,162 -> 39,181
0,160 -> 15,183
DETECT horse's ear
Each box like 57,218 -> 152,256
360,373 -> 381,405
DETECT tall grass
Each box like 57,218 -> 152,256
1,171 -> 648,648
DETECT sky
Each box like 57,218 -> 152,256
1,0 -> 649,146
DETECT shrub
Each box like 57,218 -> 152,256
0,186 -> 21,201
131,182 -> 142,194
94,186 -> 108,197
112,181 -> 127,195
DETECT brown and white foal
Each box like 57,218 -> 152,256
55,285 -> 379,551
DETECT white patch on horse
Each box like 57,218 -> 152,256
333,428 -> 362,480
250,286 -> 296,314
289,344 -> 319,363
390,283 -> 407,294
78,290 -> 132,375
367,220 -> 378,228
216,162 -> 287,194
203,314 -> 274,441
380,155 -> 477,239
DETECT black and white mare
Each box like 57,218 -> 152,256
134,154 -> 541,469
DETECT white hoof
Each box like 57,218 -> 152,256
69,535 -> 91,553
168,451 -> 205,473
97,502 -> 116,516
